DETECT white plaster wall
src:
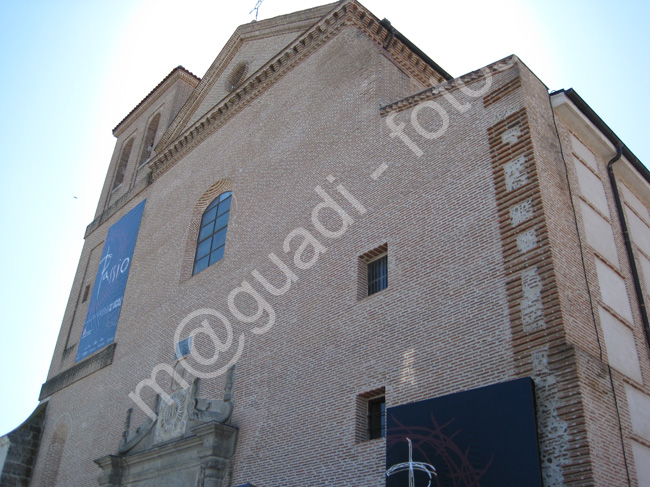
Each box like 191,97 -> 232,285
626,208 -> 650,256
571,134 -> 598,171
595,259 -> 634,323
621,184 -> 650,225
631,441 -> 650,487
598,307 -> 642,382
625,386 -> 650,442
574,159 -> 609,216
581,201 -> 619,267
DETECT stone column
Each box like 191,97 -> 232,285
94,455 -> 125,487
194,422 -> 238,487
199,456 -> 229,487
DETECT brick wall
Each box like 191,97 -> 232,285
31,2 -> 649,486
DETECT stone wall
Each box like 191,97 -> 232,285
0,403 -> 47,486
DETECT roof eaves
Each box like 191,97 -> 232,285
112,66 -> 201,135
379,18 -> 452,81
552,88 -> 648,183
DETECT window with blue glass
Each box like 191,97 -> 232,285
193,191 -> 232,275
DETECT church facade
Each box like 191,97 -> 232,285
2,1 -> 650,485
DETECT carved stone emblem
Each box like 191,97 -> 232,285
154,388 -> 190,444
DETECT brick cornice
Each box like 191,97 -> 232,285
150,0 -> 451,181
345,5 -> 447,87
380,55 -> 517,117
113,67 -> 200,138
155,41 -> 242,152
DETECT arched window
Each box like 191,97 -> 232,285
112,138 -> 133,190
193,191 -> 232,275
139,113 -> 161,166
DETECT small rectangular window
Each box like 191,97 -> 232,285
367,255 -> 388,295
356,387 -> 386,442
358,243 -> 388,299
368,396 -> 386,440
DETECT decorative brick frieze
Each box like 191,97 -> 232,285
487,107 -> 592,484
344,4 -> 446,86
483,76 -> 522,108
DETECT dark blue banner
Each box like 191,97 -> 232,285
386,378 -> 541,487
75,200 -> 146,362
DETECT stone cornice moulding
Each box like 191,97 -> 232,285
39,343 -> 116,400
380,55 -> 518,117
114,69 -> 201,138
151,0 -> 451,180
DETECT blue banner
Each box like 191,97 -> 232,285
75,200 -> 146,362
386,378 -> 542,487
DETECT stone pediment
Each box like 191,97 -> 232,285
155,3 -> 338,154
95,422 -> 237,487
151,0 -> 452,181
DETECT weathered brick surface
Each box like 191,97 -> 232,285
30,2 -> 650,486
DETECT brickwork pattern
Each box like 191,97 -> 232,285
483,76 -> 521,108
151,1 -> 447,182
486,107 -> 592,485
92,72 -> 197,224
32,3 -> 650,486
34,25 -> 518,485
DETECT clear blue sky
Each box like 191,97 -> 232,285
0,0 -> 648,436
